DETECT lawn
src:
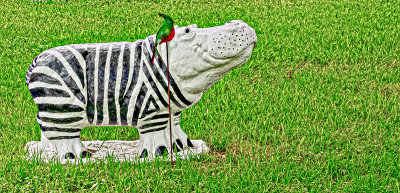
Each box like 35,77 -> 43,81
1,0 -> 400,191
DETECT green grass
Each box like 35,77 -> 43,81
1,0 -> 400,191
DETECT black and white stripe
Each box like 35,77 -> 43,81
27,36 -> 191,141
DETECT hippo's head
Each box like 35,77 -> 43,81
156,20 -> 257,104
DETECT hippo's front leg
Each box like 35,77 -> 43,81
137,112 -> 193,158
171,111 -> 194,149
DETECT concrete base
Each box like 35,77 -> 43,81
25,140 -> 209,164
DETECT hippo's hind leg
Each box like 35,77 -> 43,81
138,112 -> 194,158
38,115 -> 90,160
30,84 -> 89,160
27,50 -> 91,160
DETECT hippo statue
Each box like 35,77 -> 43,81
25,20 -> 257,160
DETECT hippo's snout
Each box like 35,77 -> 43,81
209,20 -> 257,59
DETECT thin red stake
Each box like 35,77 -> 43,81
166,42 -> 175,167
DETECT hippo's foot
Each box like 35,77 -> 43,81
138,125 -> 194,158
42,133 -> 90,160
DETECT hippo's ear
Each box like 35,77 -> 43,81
174,25 -> 180,29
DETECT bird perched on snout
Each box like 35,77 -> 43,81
150,13 -> 175,66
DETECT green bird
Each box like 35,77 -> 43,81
150,13 -> 175,66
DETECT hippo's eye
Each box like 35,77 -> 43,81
181,27 -> 195,40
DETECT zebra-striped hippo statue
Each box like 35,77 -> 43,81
26,20 -> 257,160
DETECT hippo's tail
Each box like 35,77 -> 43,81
26,57 -> 38,86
